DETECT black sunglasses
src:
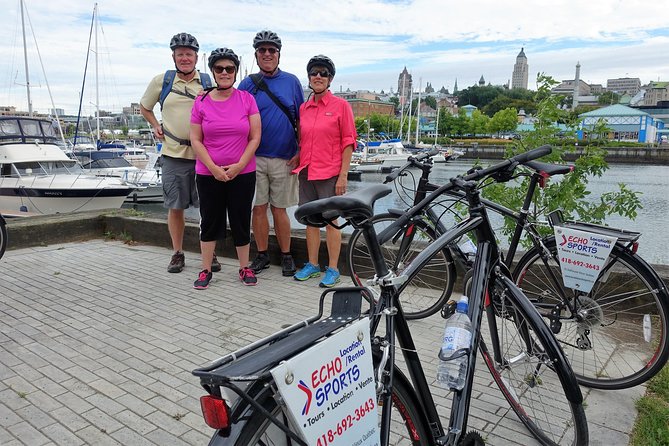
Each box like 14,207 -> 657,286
212,65 -> 236,74
309,70 -> 330,78
256,47 -> 278,55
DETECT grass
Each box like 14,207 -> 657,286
630,365 -> 669,446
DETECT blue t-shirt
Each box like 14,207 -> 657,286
239,69 -> 304,160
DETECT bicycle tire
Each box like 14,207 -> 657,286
229,365 -> 432,445
0,216 -> 6,260
346,213 -> 455,319
514,237 -> 669,389
480,276 -> 588,446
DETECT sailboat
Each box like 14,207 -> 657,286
0,1 -> 133,216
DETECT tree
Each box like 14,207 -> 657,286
469,110 -> 489,136
487,107 -> 518,135
456,85 -> 506,109
480,73 -> 641,246
598,91 -> 620,105
424,96 -> 437,110
389,96 -> 400,112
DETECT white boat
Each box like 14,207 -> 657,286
353,139 -> 414,173
73,150 -> 163,202
0,116 -> 134,215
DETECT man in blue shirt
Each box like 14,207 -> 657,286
239,30 -> 304,276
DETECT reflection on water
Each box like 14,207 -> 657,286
124,160 -> 668,264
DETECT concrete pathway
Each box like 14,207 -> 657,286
0,241 -> 644,445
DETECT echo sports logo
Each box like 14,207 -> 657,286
297,356 -> 361,416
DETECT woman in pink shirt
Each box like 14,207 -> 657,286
190,48 -> 261,289
292,55 -> 356,288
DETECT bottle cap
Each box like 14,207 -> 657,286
457,296 -> 469,313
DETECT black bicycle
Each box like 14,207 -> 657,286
346,149 -> 669,390
0,213 -> 6,260
193,146 -> 588,446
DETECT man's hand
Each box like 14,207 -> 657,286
153,125 -> 165,141
287,152 -> 300,169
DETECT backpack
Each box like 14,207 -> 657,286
158,70 -> 212,110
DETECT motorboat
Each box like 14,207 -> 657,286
73,149 -> 163,202
353,139 -> 414,173
0,116 -> 134,215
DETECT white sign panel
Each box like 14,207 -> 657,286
554,226 -> 617,293
271,317 -> 379,446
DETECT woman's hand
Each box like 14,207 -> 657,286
335,176 -> 347,196
221,162 -> 242,181
212,165 -> 231,182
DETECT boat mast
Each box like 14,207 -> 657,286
398,73 -> 406,140
406,88 -> 413,141
415,77 -> 422,146
94,3 -> 100,143
434,106 -> 439,145
20,0 -> 33,116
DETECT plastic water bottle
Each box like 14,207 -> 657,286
643,314 -> 652,343
437,296 -> 472,391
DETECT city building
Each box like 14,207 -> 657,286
642,81 -> 669,106
397,67 -> 413,108
578,104 -> 664,143
607,77 -> 641,95
347,98 -> 395,119
511,47 -> 529,89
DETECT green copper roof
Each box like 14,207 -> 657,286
578,104 -> 649,118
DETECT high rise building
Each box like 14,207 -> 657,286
397,67 -> 413,107
607,77 -> 641,95
511,47 -> 529,89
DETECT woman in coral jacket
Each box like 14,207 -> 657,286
292,55 -> 356,288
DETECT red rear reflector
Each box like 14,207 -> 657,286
200,395 -> 230,429
632,242 -> 639,254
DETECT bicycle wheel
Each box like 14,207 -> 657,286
346,213 -> 455,319
230,366 -> 432,445
0,216 -> 6,260
479,277 -> 588,446
514,237 -> 669,389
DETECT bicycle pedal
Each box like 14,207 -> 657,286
440,300 -> 457,319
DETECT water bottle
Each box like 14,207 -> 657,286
643,314 -> 651,343
437,296 -> 472,391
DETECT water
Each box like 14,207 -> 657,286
124,159 -> 669,264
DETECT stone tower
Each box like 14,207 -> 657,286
511,47 -> 529,89
397,67 -> 413,107
572,61 -> 581,110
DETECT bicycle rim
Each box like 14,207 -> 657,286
232,370 -> 431,445
480,283 -> 588,445
0,219 -> 6,260
346,213 -> 455,319
515,239 -> 669,389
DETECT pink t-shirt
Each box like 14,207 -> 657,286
190,89 -> 259,176
293,90 -> 357,180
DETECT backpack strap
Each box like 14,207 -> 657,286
159,70 -> 212,110
249,74 -> 298,139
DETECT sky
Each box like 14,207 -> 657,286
2,0 -> 669,117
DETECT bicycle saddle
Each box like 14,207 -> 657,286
295,184 -> 392,227
524,160 -> 573,176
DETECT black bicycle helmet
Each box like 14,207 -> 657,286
169,32 -> 199,52
307,55 -> 335,77
253,30 -> 282,50
208,47 -> 240,70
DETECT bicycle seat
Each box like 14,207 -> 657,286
524,160 -> 573,176
295,184 -> 392,227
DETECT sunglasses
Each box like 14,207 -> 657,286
309,70 -> 330,78
256,47 -> 278,55
212,65 -> 236,74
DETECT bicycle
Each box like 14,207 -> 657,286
0,213 -> 6,260
346,148 -> 669,390
192,146 -> 588,446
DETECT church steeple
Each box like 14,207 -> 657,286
478,75 -> 485,86
453,78 -> 458,94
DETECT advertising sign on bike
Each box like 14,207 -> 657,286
271,318 -> 379,446
554,226 -> 617,293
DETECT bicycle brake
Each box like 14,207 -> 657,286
549,305 -> 563,334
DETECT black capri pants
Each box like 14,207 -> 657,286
196,172 -> 256,246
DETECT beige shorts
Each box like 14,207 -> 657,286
254,156 -> 298,208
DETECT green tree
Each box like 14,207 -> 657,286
389,96 -> 400,112
469,110 -> 490,135
598,91 -> 620,105
457,85 -> 506,109
487,107 -> 518,136
481,73 -> 641,245
424,96 -> 437,110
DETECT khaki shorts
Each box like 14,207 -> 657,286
254,156 -> 298,208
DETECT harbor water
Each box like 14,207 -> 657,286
124,159 -> 668,264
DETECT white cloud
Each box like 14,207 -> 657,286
2,0 -> 667,115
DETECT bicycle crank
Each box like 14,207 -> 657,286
460,430 -> 485,445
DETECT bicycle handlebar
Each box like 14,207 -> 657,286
384,148 -> 441,183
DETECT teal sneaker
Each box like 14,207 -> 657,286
319,267 -> 341,288
294,262 -> 321,281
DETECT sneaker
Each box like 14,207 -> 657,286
281,254 -> 297,277
294,262 -> 321,281
211,254 -> 222,273
319,267 -> 341,288
168,251 -> 185,273
239,267 -> 257,286
193,269 -> 212,290
249,253 -> 270,274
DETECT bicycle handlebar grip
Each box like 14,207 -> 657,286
513,145 -> 552,164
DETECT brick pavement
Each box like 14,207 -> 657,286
0,240 -> 643,445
